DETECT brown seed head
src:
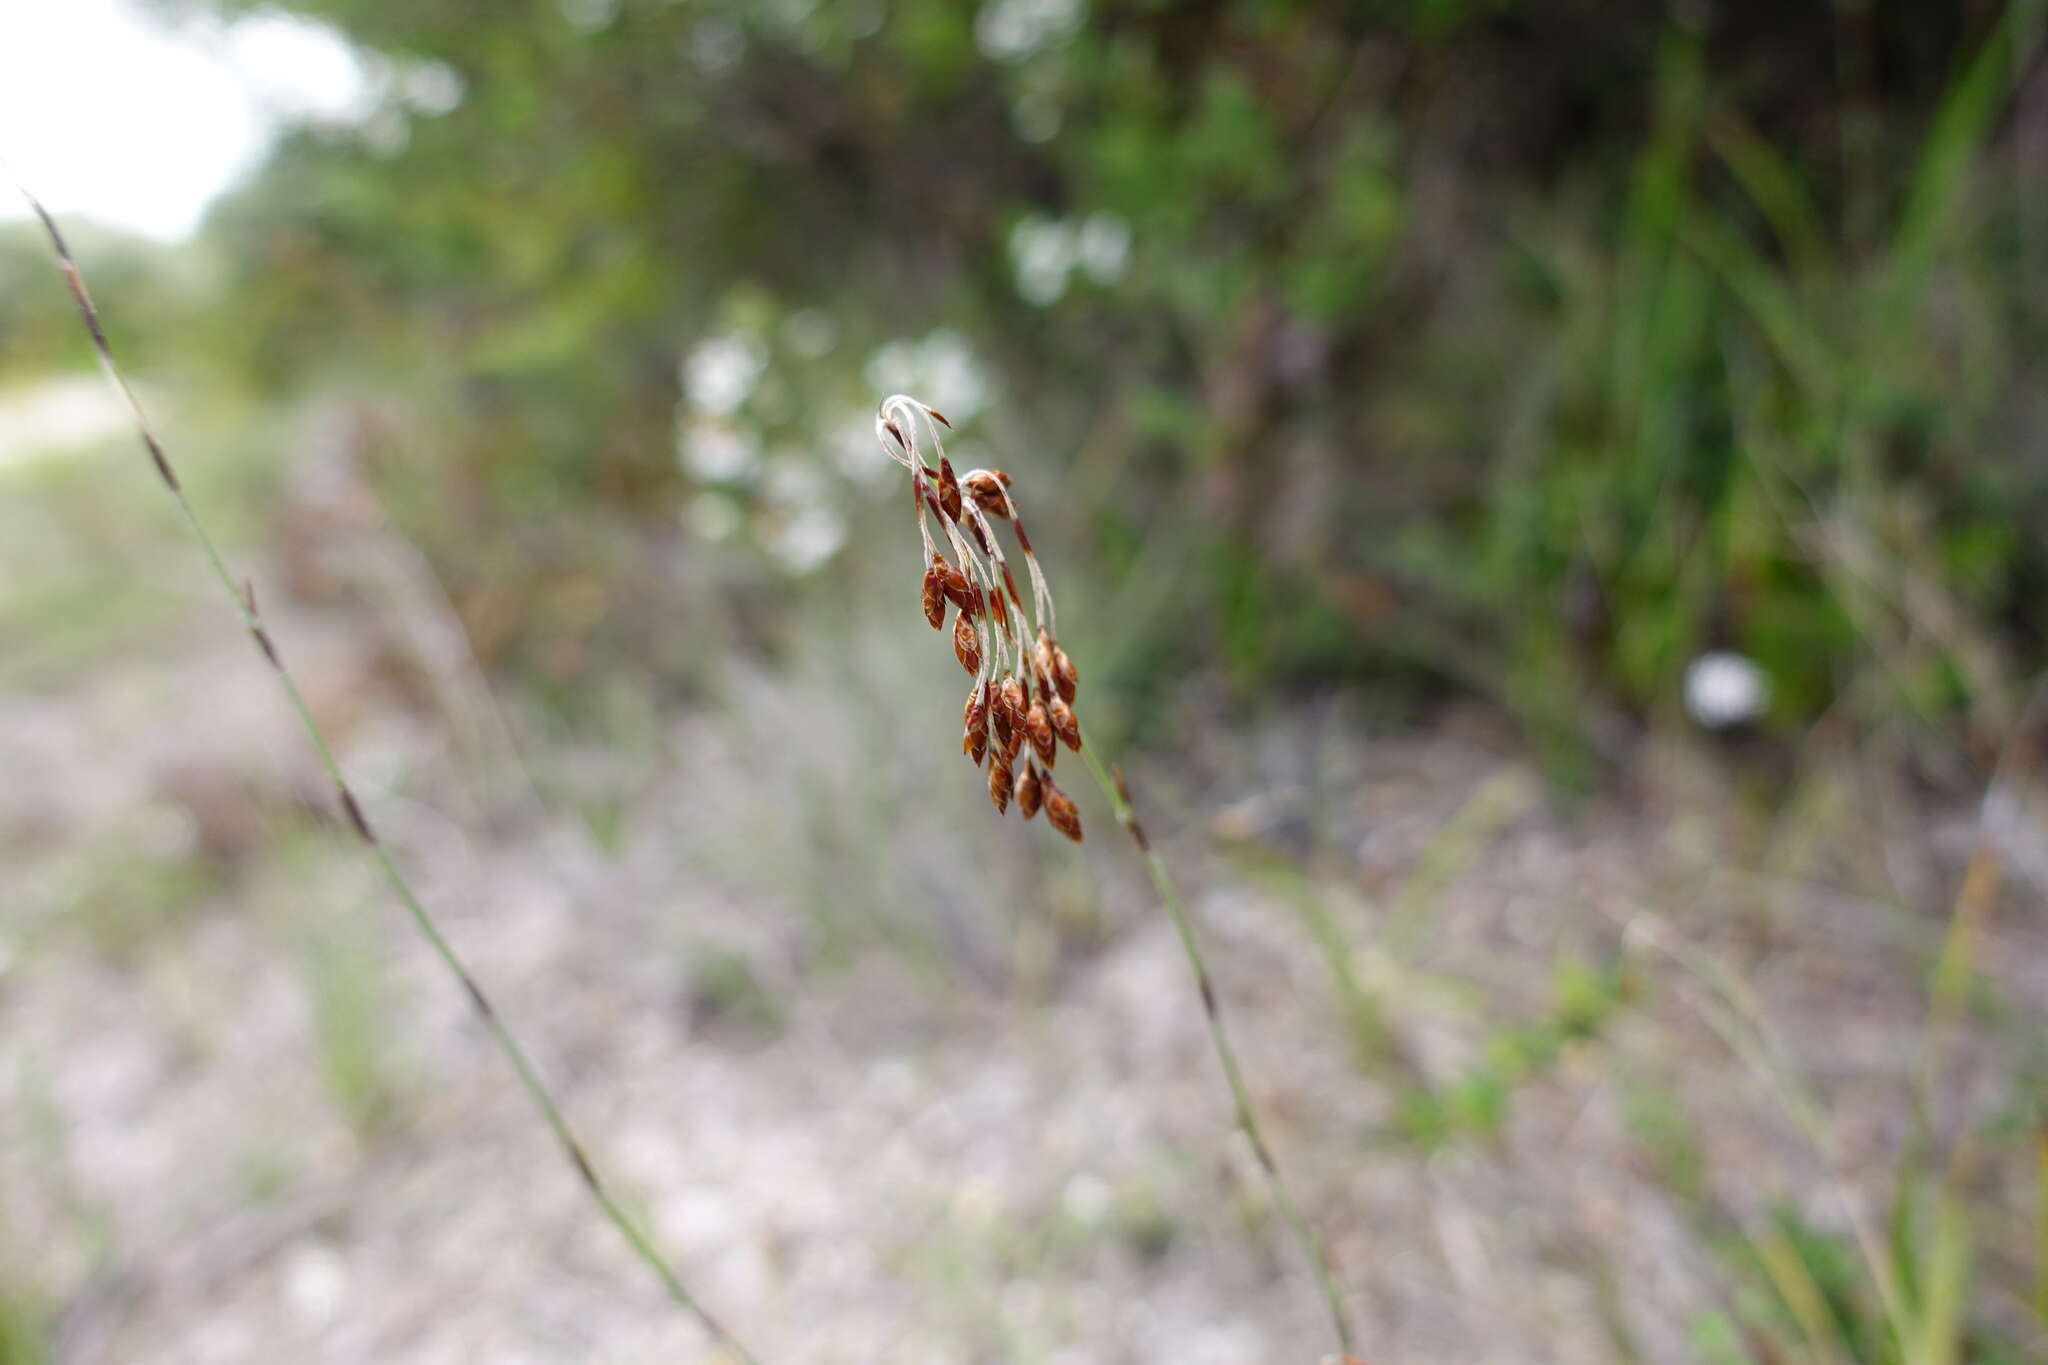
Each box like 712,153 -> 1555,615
1048,696 -> 1081,751
1042,775 -> 1083,843
963,724 -> 988,767
936,457 -> 963,524
920,562 -> 945,629
988,753 -> 1013,814
952,613 -> 981,674
963,470 -> 1012,518
1025,700 -> 1056,766
939,561 -> 972,612
1053,647 -> 1078,702
992,674 -> 1019,746
1034,629 -> 1058,687
964,680 -> 988,736
995,675 -> 1019,732
1014,763 -> 1043,819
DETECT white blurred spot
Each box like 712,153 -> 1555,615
399,61 -> 465,117
1009,215 -> 1076,306
1684,651 -> 1768,729
688,17 -> 747,74
863,331 -> 987,422
1075,211 -> 1130,283
682,335 -> 766,415
676,418 -> 757,481
975,0 -> 1084,63
0,1 -> 370,240
282,1241 -> 349,1326
1060,1170 -> 1111,1226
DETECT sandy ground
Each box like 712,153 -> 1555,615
2,481 -> 2045,1364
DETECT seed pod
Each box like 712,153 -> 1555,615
920,561 -> 946,629
937,457 -> 964,523
963,470 -> 1012,517
1035,629 -> 1058,688
1014,763 -> 1043,819
953,613 -> 981,674
988,752 -> 1013,815
1042,775 -> 1083,843
939,561 -> 972,612
1048,696 -> 1081,751
991,674 -> 1019,747
964,680 -> 988,736
1053,646 -> 1078,702
1025,700 -> 1056,767
991,675 -> 1015,740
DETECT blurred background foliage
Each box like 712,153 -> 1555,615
8,0 -> 2048,777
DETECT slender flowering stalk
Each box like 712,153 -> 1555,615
874,395 -> 1357,1355
878,394 -> 1084,842
14,175 -> 765,1365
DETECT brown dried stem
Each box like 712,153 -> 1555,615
12,177 -> 764,1365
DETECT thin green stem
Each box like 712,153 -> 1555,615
14,178 -> 763,1365
1077,725 -> 1356,1358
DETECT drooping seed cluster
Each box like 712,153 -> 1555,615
877,393 -> 1085,842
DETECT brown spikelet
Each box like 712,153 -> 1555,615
1003,725 -> 1025,763
921,561 -> 946,629
963,470 -> 1012,517
1025,700 -> 1056,767
939,561 -> 972,611
963,682 -> 990,766
988,752 -> 1013,814
883,418 -> 908,451
1042,774 -> 1083,842
952,613 -> 981,674
1014,763 -> 1043,819
924,405 -> 951,427
1048,695 -> 1081,751
1035,629 -> 1058,688
987,584 -> 1009,632
992,674 -> 1019,746
1053,646 -> 1078,701
964,680 -> 988,735
936,457 -> 964,523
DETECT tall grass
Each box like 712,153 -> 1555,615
7,175 -> 766,1364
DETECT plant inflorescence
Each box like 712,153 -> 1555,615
876,393 -> 1360,1358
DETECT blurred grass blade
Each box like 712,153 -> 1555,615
8,175 -> 767,1365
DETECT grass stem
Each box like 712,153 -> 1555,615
12,177 -> 764,1365
1077,726 -> 1356,1358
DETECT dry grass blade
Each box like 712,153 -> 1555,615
11,174 -> 765,1365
